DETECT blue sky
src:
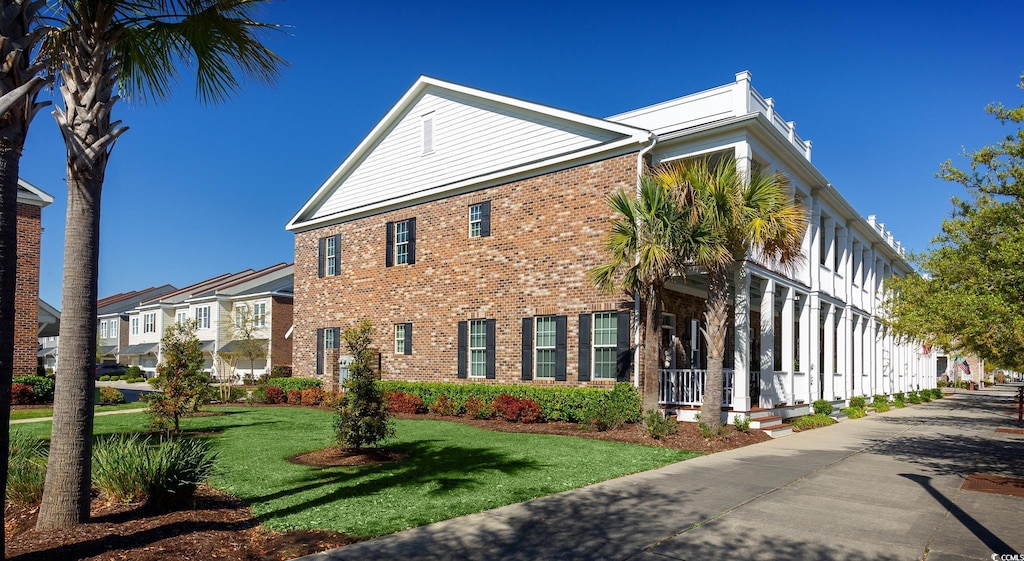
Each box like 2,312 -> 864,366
24,0 -> 1023,308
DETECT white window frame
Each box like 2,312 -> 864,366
131,316 -> 139,336
195,306 -> 211,330
176,311 -> 188,325
469,203 -> 482,238
234,304 -> 247,328
325,236 -> 337,276
324,328 -> 336,350
394,324 -> 406,354
534,316 -> 556,379
253,302 -> 266,328
395,220 -> 410,265
143,313 -> 156,334
468,319 -> 487,378
592,312 -> 618,380
100,320 -> 109,339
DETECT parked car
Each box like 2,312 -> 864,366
95,363 -> 128,379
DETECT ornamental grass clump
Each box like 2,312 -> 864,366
7,431 -> 48,505
872,395 -> 890,413
92,434 -> 217,509
907,391 -> 921,404
791,414 -> 836,431
929,388 -> 943,399
841,407 -> 866,419
849,395 -> 867,409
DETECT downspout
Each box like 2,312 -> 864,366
633,132 -> 658,389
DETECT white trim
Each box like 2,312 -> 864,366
16,178 -> 53,208
287,75 -> 650,231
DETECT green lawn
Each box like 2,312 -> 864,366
10,402 -> 146,420
11,407 -> 697,538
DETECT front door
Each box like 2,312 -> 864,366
661,313 -> 676,369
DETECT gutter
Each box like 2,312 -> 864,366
633,132 -> 658,389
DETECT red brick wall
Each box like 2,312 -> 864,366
270,295 -> 293,368
15,202 -> 41,376
294,154 -> 638,386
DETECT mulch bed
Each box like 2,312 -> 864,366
5,487 -> 356,561
961,473 -> 1024,498
391,412 -> 773,454
5,410 -> 768,560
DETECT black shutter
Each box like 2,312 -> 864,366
316,328 -> 324,375
332,327 -> 341,349
332,234 -> 341,276
385,222 -> 394,267
480,201 -> 491,237
555,315 -> 567,381
403,322 -> 413,355
485,319 -> 496,379
578,314 -> 591,381
521,317 -> 533,380
407,218 -> 417,265
616,311 -> 632,382
317,238 -> 326,278
457,321 -> 468,379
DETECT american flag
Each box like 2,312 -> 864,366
957,359 -> 971,376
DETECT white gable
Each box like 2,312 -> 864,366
289,77 -> 649,229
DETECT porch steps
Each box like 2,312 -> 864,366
746,410 -> 792,437
763,423 -> 793,438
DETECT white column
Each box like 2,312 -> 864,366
842,306 -> 853,399
734,70 -> 752,115
837,226 -> 850,302
823,304 -> 835,400
732,266 -> 751,412
852,315 -> 864,397
809,202 -> 821,290
808,294 -> 821,403
824,216 -> 836,294
781,286 -> 795,405
799,294 -> 812,404
760,278 -> 776,408
735,142 -> 753,185
872,319 -> 880,395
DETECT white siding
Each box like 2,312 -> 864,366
609,85 -> 735,134
311,88 -> 623,220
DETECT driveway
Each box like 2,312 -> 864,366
300,385 -> 1024,561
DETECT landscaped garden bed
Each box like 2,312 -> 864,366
6,406 -> 701,560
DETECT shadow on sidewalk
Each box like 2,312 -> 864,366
900,473 -> 1016,555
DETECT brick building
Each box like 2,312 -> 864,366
15,179 -> 52,377
287,73 -> 935,418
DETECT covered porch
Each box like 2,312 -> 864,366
654,264 -> 904,422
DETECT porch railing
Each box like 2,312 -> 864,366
659,369 -> 734,406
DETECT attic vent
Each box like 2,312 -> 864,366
422,113 -> 434,155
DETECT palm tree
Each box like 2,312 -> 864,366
0,0 -> 48,552
36,0 -> 284,529
663,158 -> 805,430
589,177 -> 690,411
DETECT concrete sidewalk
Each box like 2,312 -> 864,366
10,407 -> 147,424
300,385 -> 1024,561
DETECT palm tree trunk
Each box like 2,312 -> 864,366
0,140 -> 21,553
36,170 -> 103,529
641,285 -> 662,412
700,266 -> 729,429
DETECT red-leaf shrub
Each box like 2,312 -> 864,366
463,395 -> 492,419
287,389 -> 302,404
265,386 -> 285,404
11,383 -> 34,405
490,394 -> 543,423
428,394 -> 460,416
321,390 -> 344,410
301,387 -> 325,407
385,391 -> 425,414
517,398 -> 542,423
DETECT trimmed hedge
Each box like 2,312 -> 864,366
377,381 -> 641,424
13,376 -> 55,403
264,377 -> 321,393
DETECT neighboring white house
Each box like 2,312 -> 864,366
122,263 -> 294,380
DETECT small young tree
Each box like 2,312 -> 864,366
148,321 -> 212,434
334,320 -> 392,451
222,303 -> 268,384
